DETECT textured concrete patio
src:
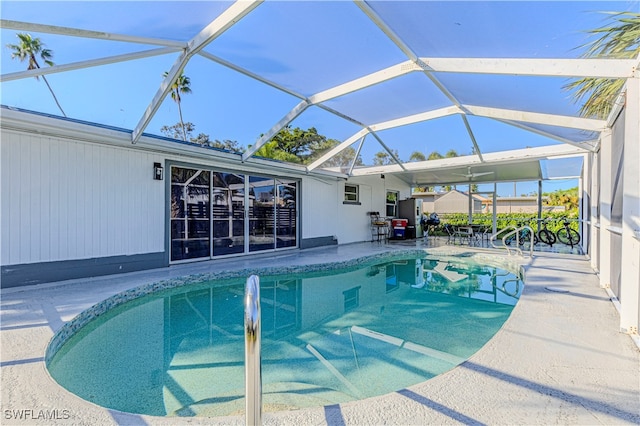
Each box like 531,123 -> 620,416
1,241 -> 638,425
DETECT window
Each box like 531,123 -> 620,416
386,191 -> 398,217
344,184 -> 359,203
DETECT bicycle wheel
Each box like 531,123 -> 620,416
557,228 -> 580,247
518,228 -> 538,246
518,229 -> 531,246
537,229 -> 556,246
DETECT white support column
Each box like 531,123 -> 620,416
588,152 -> 600,270
579,155 -> 589,254
598,128 -> 613,290
468,187 -> 473,224
620,76 -> 640,338
492,185 -> 497,235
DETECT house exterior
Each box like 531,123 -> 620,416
0,109 -> 412,287
413,190 -> 484,214
481,196 -> 564,213
414,191 -> 565,214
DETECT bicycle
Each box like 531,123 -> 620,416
504,222 -> 537,247
536,218 -> 556,247
556,218 -> 580,248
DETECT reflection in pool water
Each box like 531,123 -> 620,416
47,255 -> 522,417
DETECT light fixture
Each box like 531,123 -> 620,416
154,162 -> 163,180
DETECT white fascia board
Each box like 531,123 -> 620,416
242,100 -> 310,161
0,107 -> 346,180
308,60 -> 415,103
419,57 -> 637,78
0,19 -> 187,48
368,105 -> 461,131
0,107 -> 133,146
132,0 -> 262,143
477,144 -> 586,163
307,128 -> 369,171
464,105 -> 606,132
1,47 -> 180,82
351,163 -> 406,176
400,155 -> 480,171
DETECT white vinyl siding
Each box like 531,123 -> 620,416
1,129 -> 165,265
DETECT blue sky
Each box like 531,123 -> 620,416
2,1 -> 637,195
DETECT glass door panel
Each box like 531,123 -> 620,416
276,178 -> 297,248
170,167 -> 210,261
249,176 -> 275,252
212,172 -> 245,256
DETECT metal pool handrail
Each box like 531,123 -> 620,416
490,225 -> 516,251
245,275 -> 262,426
490,225 -> 534,258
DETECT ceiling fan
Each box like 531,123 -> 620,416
452,166 -> 494,180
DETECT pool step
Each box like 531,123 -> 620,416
169,381 -> 355,417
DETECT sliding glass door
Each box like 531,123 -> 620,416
170,166 -> 298,262
276,178 -> 297,248
170,168 -> 210,261
212,172 -> 245,256
249,176 -> 275,252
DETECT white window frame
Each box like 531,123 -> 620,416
386,190 -> 399,217
344,183 -> 359,204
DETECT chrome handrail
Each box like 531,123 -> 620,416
499,226 -> 535,257
490,225 -> 516,250
490,225 -> 535,257
245,275 -> 262,426
500,227 -> 522,256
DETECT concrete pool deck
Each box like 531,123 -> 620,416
1,241 -> 639,425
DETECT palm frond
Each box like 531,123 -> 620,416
564,11 -> 640,119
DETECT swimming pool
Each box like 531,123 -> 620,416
46,250 -> 523,417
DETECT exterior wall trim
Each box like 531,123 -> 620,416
1,252 -> 166,289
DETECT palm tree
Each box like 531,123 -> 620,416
163,71 -> 192,141
409,151 -> 426,162
6,33 -> 66,117
564,12 -> 640,119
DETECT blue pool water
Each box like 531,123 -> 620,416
47,253 -> 522,417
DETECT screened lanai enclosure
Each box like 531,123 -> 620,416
1,1 -> 639,343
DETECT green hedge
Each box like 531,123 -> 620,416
428,211 -> 579,235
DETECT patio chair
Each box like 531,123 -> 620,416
369,212 -> 389,242
443,224 -> 457,244
454,226 -> 474,245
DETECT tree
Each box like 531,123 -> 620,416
253,126 -> 361,166
161,121 -> 195,140
544,187 -> 579,212
160,121 -> 244,152
6,33 -> 66,117
409,151 -> 426,162
428,151 -> 444,160
163,71 -> 192,141
564,12 -> 640,119
372,149 -> 399,165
